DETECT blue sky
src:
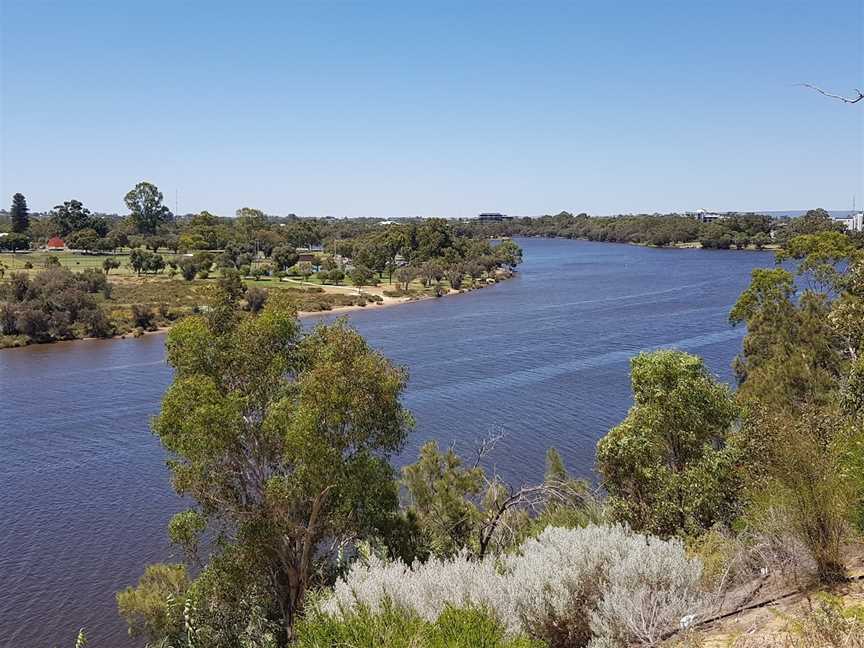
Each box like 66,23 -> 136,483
1,1 -> 861,218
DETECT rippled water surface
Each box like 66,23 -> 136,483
0,238 -> 774,646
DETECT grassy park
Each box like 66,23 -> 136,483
0,247 -> 507,348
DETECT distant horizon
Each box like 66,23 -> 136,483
2,199 -> 860,221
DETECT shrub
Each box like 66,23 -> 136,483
178,258 -> 198,281
742,405 -> 858,583
0,267 -> 110,343
79,268 -> 109,294
131,304 -> 155,330
323,525 -> 705,647
447,266 -> 465,290
298,600 -> 542,648
116,563 -> 189,643
245,286 -> 268,313
82,308 -> 113,338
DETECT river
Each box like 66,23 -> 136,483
0,237 -> 774,647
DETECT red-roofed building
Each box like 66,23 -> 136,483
46,236 -> 66,250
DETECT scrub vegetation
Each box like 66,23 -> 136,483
13,198 -> 863,646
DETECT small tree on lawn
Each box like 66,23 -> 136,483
102,258 -> 121,275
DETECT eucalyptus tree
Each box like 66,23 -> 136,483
148,292 -> 413,643
596,350 -> 740,538
125,181 -> 173,234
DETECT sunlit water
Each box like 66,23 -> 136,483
0,238 -> 774,647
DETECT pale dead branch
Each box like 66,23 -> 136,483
798,83 -> 864,104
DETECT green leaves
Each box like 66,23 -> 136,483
729,267 -> 795,325
597,350 -> 740,538
116,563 -> 189,642
402,440 -> 484,558
146,292 -> 412,642
124,181 -> 172,235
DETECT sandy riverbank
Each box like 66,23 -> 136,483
2,273 -> 511,349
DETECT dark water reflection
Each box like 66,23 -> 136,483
0,238 -> 774,646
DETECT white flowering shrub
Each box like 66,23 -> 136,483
323,550 -> 506,624
589,533 -> 703,645
320,525 -> 705,647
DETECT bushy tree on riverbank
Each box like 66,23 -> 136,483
0,268 -> 112,342
596,350 -> 740,538
145,291 -> 413,644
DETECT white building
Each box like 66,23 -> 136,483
834,212 -> 864,232
689,209 -> 727,224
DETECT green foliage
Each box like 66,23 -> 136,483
777,230 -> 863,292
146,299 -> 413,642
727,235 -> 864,583
402,440 -> 484,557
0,231 -> 30,251
596,350 -> 740,538
296,600 -> 544,648
10,192 -> 29,233
178,256 -> 199,280
0,267 -> 112,341
741,405 -> 861,583
116,563 -> 190,643
131,303 -> 155,329
102,257 -> 121,275
235,207 -> 268,240
271,245 -> 299,271
245,286 -> 268,313
297,261 -> 313,279
446,266 -> 465,290
168,510 -> 207,561
64,228 -> 101,252
786,208 -> 845,238
349,265 -> 376,288
129,248 -> 165,275
49,199 -> 108,237
730,267 -> 842,409
402,442 -> 595,560
125,181 -> 173,234
494,239 -> 523,267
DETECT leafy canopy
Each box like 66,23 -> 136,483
596,350 -> 739,538
148,291 -> 413,643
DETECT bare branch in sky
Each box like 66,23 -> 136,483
798,83 -> 864,104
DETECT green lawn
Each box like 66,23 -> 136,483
0,250 -> 184,277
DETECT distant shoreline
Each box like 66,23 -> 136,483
513,233 -> 780,252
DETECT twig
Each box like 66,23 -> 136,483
798,83 -> 864,104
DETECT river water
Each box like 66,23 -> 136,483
0,238 -> 774,647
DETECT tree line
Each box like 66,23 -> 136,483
454,208 -> 860,250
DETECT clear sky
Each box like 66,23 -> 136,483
1,1 -> 862,218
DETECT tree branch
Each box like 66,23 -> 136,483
798,83 -> 864,104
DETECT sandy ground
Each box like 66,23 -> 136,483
694,545 -> 864,646
101,277 -> 491,341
